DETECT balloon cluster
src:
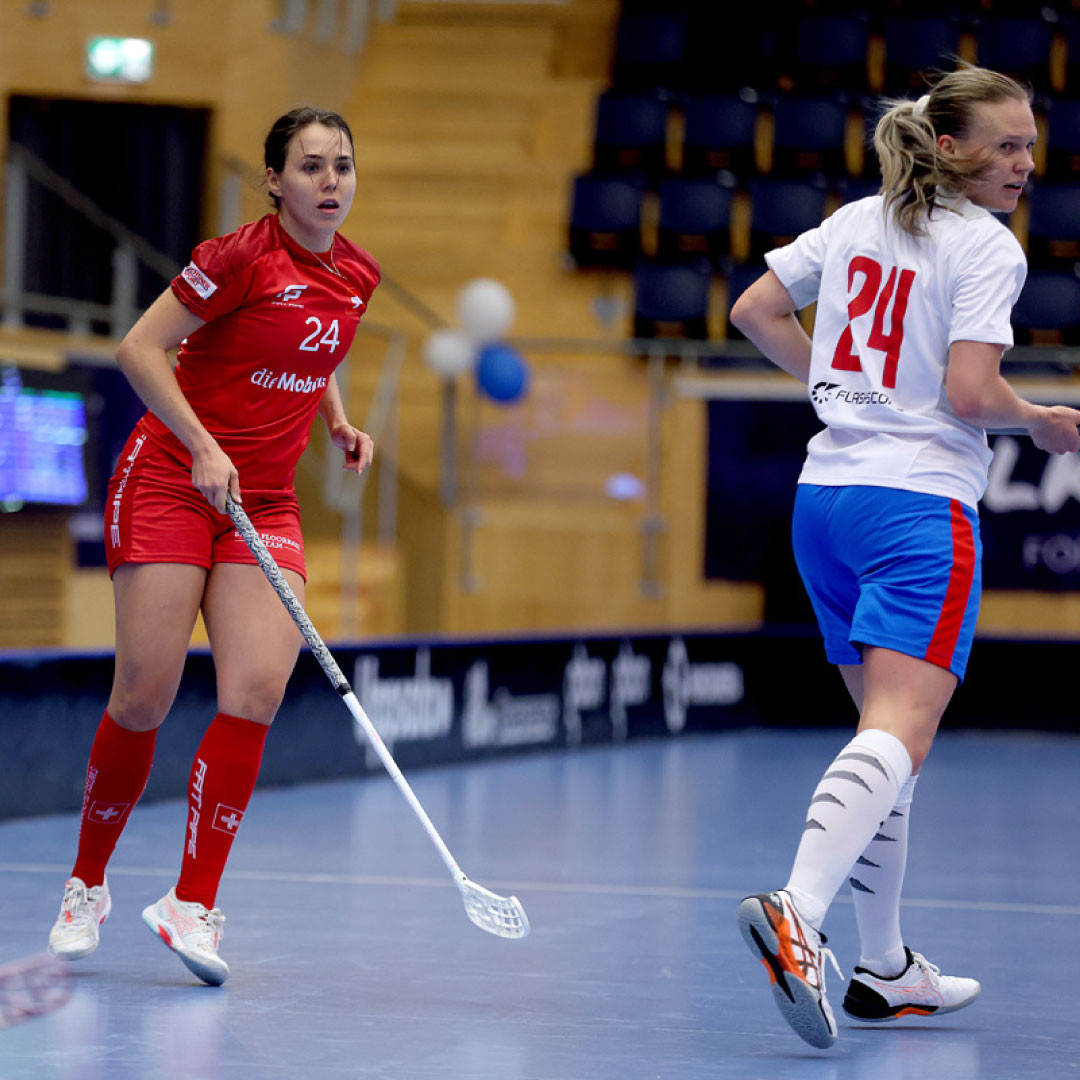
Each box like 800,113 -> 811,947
422,279 -> 530,405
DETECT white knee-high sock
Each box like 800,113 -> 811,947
784,729 -> 913,931
850,773 -> 918,976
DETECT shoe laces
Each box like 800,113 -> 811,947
819,944 -> 844,987
191,907 -> 226,950
908,951 -> 940,983
60,880 -> 93,925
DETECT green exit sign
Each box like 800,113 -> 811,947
85,37 -> 154,83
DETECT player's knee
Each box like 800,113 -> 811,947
221,679 -> 288,725
107,695 -> 170,732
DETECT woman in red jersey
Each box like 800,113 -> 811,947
48,107 -> 379,986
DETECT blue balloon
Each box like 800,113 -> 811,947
475,343 -> 529,404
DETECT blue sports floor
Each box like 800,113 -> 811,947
2,729 -> 1078,1079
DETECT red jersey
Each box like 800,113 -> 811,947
137,213 -> 380,492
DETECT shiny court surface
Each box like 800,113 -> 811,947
2,728 -> 1078,1079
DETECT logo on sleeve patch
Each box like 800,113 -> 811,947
182,262 -> 218,300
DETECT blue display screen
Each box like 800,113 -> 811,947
0,366 -> 89,509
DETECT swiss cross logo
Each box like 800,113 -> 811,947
276,284 -> 309,303
181,262 -> 218,300
212,804 -> 245,835
88,801 -> 130,826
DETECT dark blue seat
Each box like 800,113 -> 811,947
974,15 -> 1059,95
681,94 -> 759,183
747,179 -> 830,261
770,94 -> 851,181
611,13 -> 688,95
567,173 -> 644,270
837,178 -> 881,205
787,14 -> 871,92
1011,269 -> 1080,345
1026,183 -> 1080,269
1066,17 -> 1080,97
882,17 -> 962,96
633,262 -> 711,340
1043,98 -> 1080,181
593,91 -> 670,183
681,11 -> 781,94
656,179 -> 733,266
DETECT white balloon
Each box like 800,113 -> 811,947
422,328 -> 477,376
457,278 -> 516,342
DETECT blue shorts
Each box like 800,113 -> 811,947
792,484 -> 982,680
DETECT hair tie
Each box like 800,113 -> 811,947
912,94 -> 931,119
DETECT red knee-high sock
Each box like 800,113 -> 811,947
176,712 -> 269,909
71,711 -> 158,888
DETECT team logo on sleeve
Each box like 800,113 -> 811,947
811,381 -> 840,404
181,262 -> 218,300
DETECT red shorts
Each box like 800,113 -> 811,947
105,428 -> 307,580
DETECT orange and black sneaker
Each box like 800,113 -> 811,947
738,889 -> 842,1049
842,947 -> 980,1023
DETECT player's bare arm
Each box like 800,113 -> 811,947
729,270 -> 813,384
946,340 -> 1080,454
318,372 -> 373,473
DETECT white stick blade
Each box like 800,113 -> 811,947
459,879 -> 530,939
0,953 -> 73,1030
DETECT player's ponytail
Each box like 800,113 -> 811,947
873,63 -> 1030,237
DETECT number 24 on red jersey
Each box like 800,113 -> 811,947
830,256 -> 916,390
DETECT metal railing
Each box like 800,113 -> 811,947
2,143 -> 182,337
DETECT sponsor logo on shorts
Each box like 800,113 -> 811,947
231,530 -> 302,555
212,804 -> 244,835
110,434 -> 147,548
250,368 -> 328,394
87,801 -> 130,826
811,380 -> 892,407
181,262 -> 218,300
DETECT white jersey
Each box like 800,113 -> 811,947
765,194 -> 1027,508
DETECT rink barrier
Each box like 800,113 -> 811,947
1,628 -> 1076,820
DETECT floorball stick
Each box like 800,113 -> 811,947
225,495 -> 529,940
0,953 -> 73,1030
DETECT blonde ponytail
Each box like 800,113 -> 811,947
872,64 -> 1031,237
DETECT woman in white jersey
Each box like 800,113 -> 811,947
730,64 -> 1080,1050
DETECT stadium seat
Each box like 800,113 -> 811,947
786,14 -> 871,93
681,94 -> 759,183
567,173 -> 645,271
593,91 -> 670,183
770,94 -> 851,181
837,178 -> 881,205
656,178 -> 733,267
611,13 -> 688,96
747,179 -> 829,262
1043,97 -> 1080,181
1011,269 -> 1080,345
681,11 -> 781,94
1026,183 -> 1080,270
881,17 -> 962,96
973,15 -> 1059,95
632,262 -> 711,340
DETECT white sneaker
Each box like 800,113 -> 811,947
49,877 -> 112,960
738,890 -> 844,1049
842,947 -> 981,1022
142,888 -> 229,986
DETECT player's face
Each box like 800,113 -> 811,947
939,98 -> 1036,213
268,122 -> 356,246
